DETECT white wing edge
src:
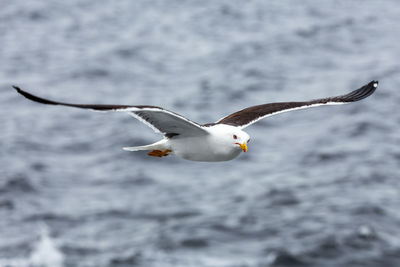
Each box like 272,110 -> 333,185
238,102 -> 346,129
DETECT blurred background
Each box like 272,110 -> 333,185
1,0 -> 400,266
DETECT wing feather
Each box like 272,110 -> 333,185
13,86 -> 207,137
215,80 -> 378,129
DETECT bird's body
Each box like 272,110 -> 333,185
177,124 -> 248,162
126,124 -> 248,162
13,81 -> 378,162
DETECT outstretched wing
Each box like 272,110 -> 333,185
13,86 -> 208,137
215,80 -> 378,129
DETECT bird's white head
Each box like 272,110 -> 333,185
209,124 -> 250,153
231,129 -> 250,152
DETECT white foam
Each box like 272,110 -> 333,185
29,225 -> 64,267
0,225 -> 64,267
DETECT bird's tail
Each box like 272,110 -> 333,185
123,139 -> 169,152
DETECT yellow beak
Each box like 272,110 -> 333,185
236,142 -> 248,152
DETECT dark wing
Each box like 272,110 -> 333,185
215,80 -> 378,129
13,86 -> 208,137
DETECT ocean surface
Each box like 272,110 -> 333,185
1,1 -> 400,266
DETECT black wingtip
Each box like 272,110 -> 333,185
368,80 -> 379,92
12,85 -> 60,105
343,80 -> 378,102
12,85 -> 22,92
12,85 -> 137,110
12,85 -> 30,99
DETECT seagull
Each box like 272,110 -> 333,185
13,81 -> 378,162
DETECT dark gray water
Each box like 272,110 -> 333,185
1,1 -> 400,266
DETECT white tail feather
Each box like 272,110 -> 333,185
123,139 -> 169,152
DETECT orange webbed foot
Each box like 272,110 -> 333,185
148,149 -> 172,157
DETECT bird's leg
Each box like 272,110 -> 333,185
148,149 -> 172,157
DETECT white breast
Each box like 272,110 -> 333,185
169,125 -> 243,162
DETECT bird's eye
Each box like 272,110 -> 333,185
233,135 -> 238,139
247,139 -> 250,143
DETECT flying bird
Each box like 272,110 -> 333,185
13,81 -> 378,162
